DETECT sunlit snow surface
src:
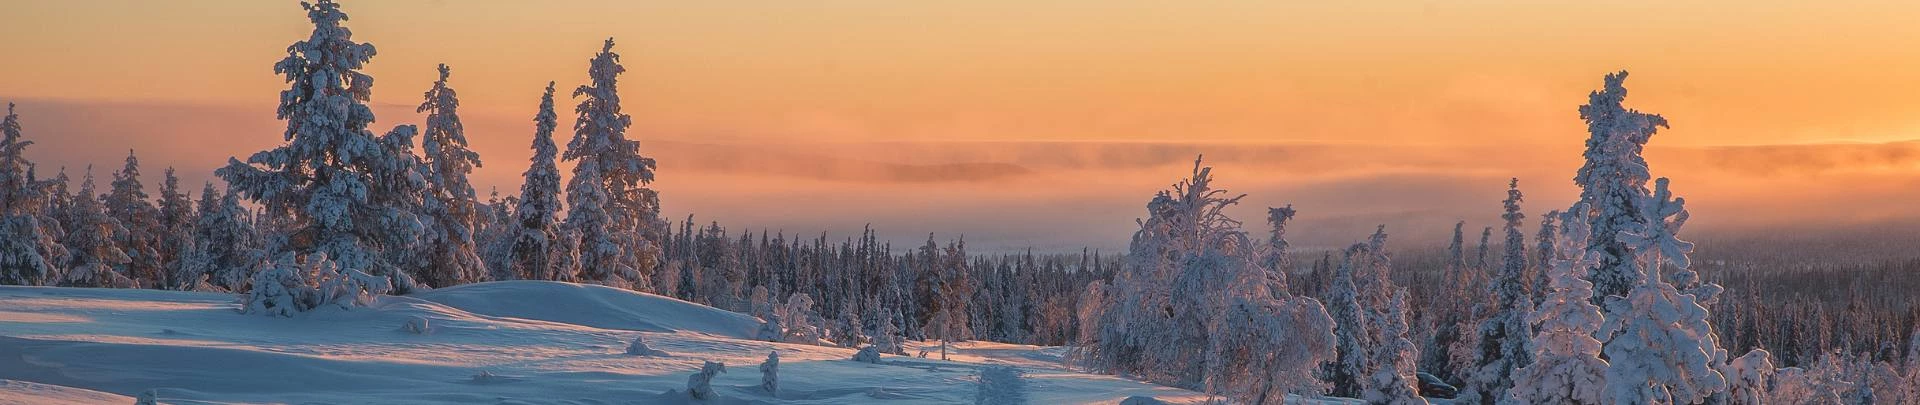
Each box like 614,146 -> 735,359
0,281 -> 1275,404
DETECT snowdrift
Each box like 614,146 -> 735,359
411,280 -> 761,338
0,284 -> 1210,404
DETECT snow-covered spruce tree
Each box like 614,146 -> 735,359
42,167 -> 75,271
511,82 -> 569,282
1364,289 -> 1428,405
1532,210 -> 1558,305
1507,205 -> 1609,405
1073,280 -> 1107,352
218,0 -> 426,297
750,284 -> 774,319
185,185 -> 264,292
1475,226 -> 1492,272
157,168 -> 197,289
1601,178 -> 1727,404
1259,204 -> 1297,295
371,123 -> 433,292
563,38 -> 661,291
106,150 -> 164,288
686,361 -> 726,400
175,183 -> 223,291
780,292 -> 823,344
871,295 -> 905,354
477,189 -> 516,281
1424,221 -> 1477,387
836,292 -> 866,347
759,351 -> 779,395
1459,179 -> 1534,405
1574,70 -> 1668,303
756,306 -> 786,342
1768,353 -> 1851,405
1720,349 -> 1773,405
415,63 -> 486,287
1860,357 -> 1911,405
1086,157 -> 1335,404
1327,244 -> 1372,399
0,103 -> 65,286
930,237 -> 973,359
696,221 -> 745,311
59,169 -> 136,288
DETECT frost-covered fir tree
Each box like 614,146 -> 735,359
157,168 -> 198,289
1364,289 -> 1429,405
564,38 -> 661,291
686,361 -> 726,400
1532,210 -> 1558,304
930,237 -> 974,358
43,167 -> 75,267
1460,179 -> 1534,405
1720,349 -> 1772,405
416,63 -> 486,287
1508,205 -> 1609,405
1601,178 -> 1727,404
60,169 -> 135,288
836,292 -> 866,347
217,0 -> 428,295
512,82 -> 569,282
759,351 -> 779,395
780,292 -> 823,344
1574,70 -> 1668,303
0,103 -> 65,286
476,189 -> 516,281
181,184 -> 263,292
1423,221 -> 1473,386
106,150 -> 164,288
870,295 -> 905,354
1259,205 -> 1297,294
1327,244 -> 1373,399
1768,353 -> 1851,405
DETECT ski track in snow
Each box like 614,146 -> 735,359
0,282 -> 1222,404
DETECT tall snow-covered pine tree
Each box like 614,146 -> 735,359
0,103 -> 65,286
217,0 -> 426,295
1460,179 -> 1534,404
416,63 -> 486,287
513,82 -> 570,281
564,38 -> 660,290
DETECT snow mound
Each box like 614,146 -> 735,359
0,379 -> 135,404
412,281 -> 761,338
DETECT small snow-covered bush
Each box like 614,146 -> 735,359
241,253 -> 393,317
976,365 -> 1027,405
852,345 -> 883,364
687,361 -> 726,400
755,312 -> 785,342
627,334 -> 669,356
402,316 -> 431,334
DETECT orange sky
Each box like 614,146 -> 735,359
3,0 -> 1919,250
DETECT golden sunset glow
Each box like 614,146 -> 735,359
3,0 -> 1918,250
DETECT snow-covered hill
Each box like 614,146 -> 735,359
0,282 -> 1214,404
